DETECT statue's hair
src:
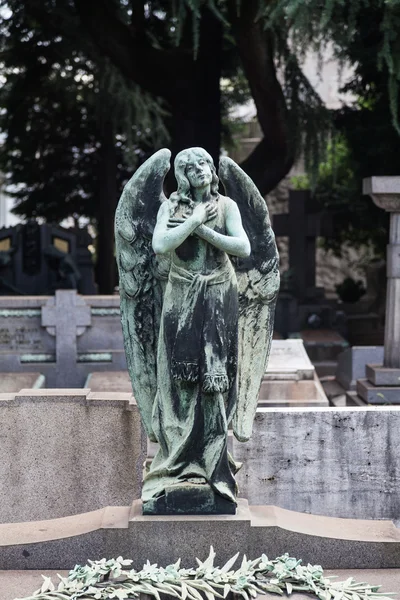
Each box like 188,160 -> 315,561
170,147 -> 219,213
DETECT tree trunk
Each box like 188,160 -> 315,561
172,10 -> 221,161
165,8 -> 222,192
70,1 -> 293,196
229,0 -> 294,195
96,116 -> 118,294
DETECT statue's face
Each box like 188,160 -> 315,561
185,155 -> 212,189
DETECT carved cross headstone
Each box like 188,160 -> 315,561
273,190 -> 333,300
42,290 -> 91,387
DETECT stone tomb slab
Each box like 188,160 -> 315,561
86,340 -> 316,393
0,299 -> 54,367
345,391 -> 367,406
0,372 -> 45,393
295,329 -> 348,363
259,377 -> 328,407
0,292 -> 127,388
264,339 -> 314,380
84,371 -> 132,393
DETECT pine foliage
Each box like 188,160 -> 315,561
170,0 -> 400,173
0,0 -> 169,222
1,0 -> 400,240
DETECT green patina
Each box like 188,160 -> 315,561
0,309 -> 41,318
77,352 -> 113,363
90,308 -> 120,316
115,147 -> 280,515
20,354 -> 55,363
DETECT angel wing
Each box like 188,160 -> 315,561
115,148 -> 171,440
219,157 -> 280,442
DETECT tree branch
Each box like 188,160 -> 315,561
230,0 -> 294,195
73,0 -> 178,100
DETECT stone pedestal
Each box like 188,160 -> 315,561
2,498 -> 400,571
358,177 -> 400,403
142,484 -> 236,516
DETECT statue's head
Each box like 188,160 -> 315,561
171,147 -> 219,207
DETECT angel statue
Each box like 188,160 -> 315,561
115,147 -> 280,515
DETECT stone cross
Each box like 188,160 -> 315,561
273,190 -> 333,300
363,177 -> 400,370
42,290 -> 91,387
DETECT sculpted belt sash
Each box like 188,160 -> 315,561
169,260 -> 235,393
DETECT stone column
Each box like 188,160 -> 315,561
357,177 -> 400,402
384,211 -> 400,367
0,173 -> 6,228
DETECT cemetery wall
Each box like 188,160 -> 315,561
234,406 -> 400,521
1,393 -> 399,523
0,390 -> 144,523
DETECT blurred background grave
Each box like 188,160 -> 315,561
0,220 -> 96,295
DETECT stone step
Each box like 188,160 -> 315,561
357,378 -> 400,404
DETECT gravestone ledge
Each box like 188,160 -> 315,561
1,500 -> 400,570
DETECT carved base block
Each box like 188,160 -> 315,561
357,378 -> 400,404
366,363 -> 400,386
142,483 -> 237,516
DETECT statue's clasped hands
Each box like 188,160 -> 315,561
167,201 -> 217,229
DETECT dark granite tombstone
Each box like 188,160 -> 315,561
273,190 -> 340,339
273,190 -> 334,301
0,221 -> 97,295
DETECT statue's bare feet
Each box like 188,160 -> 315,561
186,477 -> 206,485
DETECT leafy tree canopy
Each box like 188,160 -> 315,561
1,0 -> 400,288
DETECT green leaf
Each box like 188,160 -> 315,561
203,547 -> 216,570
186,583 -> 204,600
40,576 -> 55,593
113,590 -> 129,600
220,552 -> 239,573
181,580 -> 188,600
143,582 -> 162,600
260,584 -> 284,595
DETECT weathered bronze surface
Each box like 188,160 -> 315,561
115,147 -> 279,514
